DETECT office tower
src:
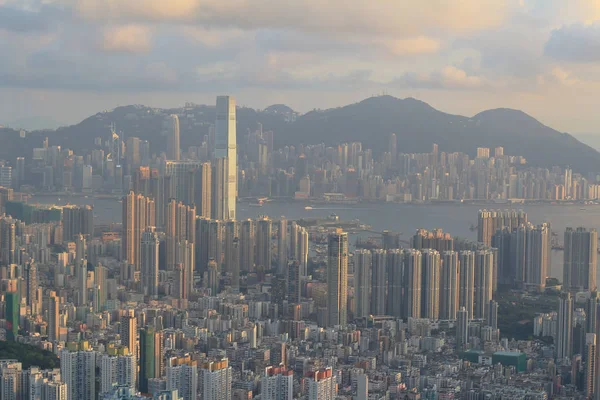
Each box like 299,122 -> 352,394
215,96 -> 237,220
211,157 -> 228,220
205,259 -> 219,295
166,357 -> 198,400
488,299 -> 499,330
288,260 -> 302,304
421,249 -> 441,320
456,307 -> 469,351
386,249 -> 404,318
564,227 -> 598,292
165,200 -> 195,271
404,249 -> 422,319
223,220 -> 238,275
256,216 -> 272,271
25,261 -> 38,314
1,217 -> 16,265
557,292 -> 574,360
166,114 -> 180,161
354,250 -> 371,319
240,219 -> 255,273
199,358 -> 232,400
478,209 -> 527,247
139,327 -> 163,395
207,220 -> 223,269
61,346 -> 96,400
370,249 -> 386,316
5,291 -> 19,340
62,205 -> 94,241
126,136 -> 141,170
120,311 -> 137,360
307,368 -> 337,400
298,227 -> 309,277
174,263 -> 186,300
261,366 -> 293,400
194,162 -> 212,218
48,291 -> 60,343
277,218 -> 287,274
474,250 -> 494,320
122,191 -> 155,271
356,373 -> 368,400
440,251 -> 459,320
327,229 -> 348,327
141,227 -> 159,298
389,133 -> 397,164
459,250 -> 475,319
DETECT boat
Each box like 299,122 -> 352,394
249,200 -> 264,207
304,206 -> 313,210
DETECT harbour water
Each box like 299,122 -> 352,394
28,194 -> 600,282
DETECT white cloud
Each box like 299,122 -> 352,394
101,24 -> 152,53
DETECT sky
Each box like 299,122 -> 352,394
2,0 -> 600,134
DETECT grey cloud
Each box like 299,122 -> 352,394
545,23 -> 600,63
0,4 -> 62,33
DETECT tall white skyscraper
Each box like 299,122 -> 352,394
557,292 -> 573,360
215,96 -> 237,220
61,347 -> 96,400
307,368 -> 337,400
166,358 -> 198,400
327,229 -> 348,327
166,114 -> 180,161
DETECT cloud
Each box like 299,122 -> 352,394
0,4 -> 57,33
395,66 -> 486,90
384,37 -> 441,56
101,24 -> 152,53
537,67 -> 581,87
67,0 -> 510,36
545,23 -> 600,62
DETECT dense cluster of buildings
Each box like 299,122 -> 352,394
2,96 -> 600,399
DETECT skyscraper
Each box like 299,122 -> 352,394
215,96 -> 237,220
440,251 -> 459,320
122,191 -> 155,272
239,219 -> 255,273
256,216 -> 272,271
557,292 -> 573,360
386,249 -> 404,318
370,249 -> 386,316
166,357 -> 198,400
62,205 -> 94,241
586,333 -> 597,398
327,229 -> 348,327
120,310 -> 137,360
5,291 -> 19,340
1,217 -> 16,265
25,261 -> 38,314
277,218 -> 287,275
166,114 -> 180,161
421,249 -> 440,320
48,291 -> 60,343
141,227 -> 159,298
223,220 -> 239,276
459,250 -> 475,319
199,358 -> 232,400
564,227 -> 598,292
456,307 -> 469,351
354,249 -> 371,319
211,157 -> 228,220
288,260 -> 302,304
194,162 -> 212,218
61,345 -> 96,400
474,250 -> 494,320
139,327 -> 163,395
404,249 -> 422,319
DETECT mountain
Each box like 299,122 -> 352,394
0,95 -> 598,173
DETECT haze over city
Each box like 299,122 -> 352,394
4,2 -> 600,400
